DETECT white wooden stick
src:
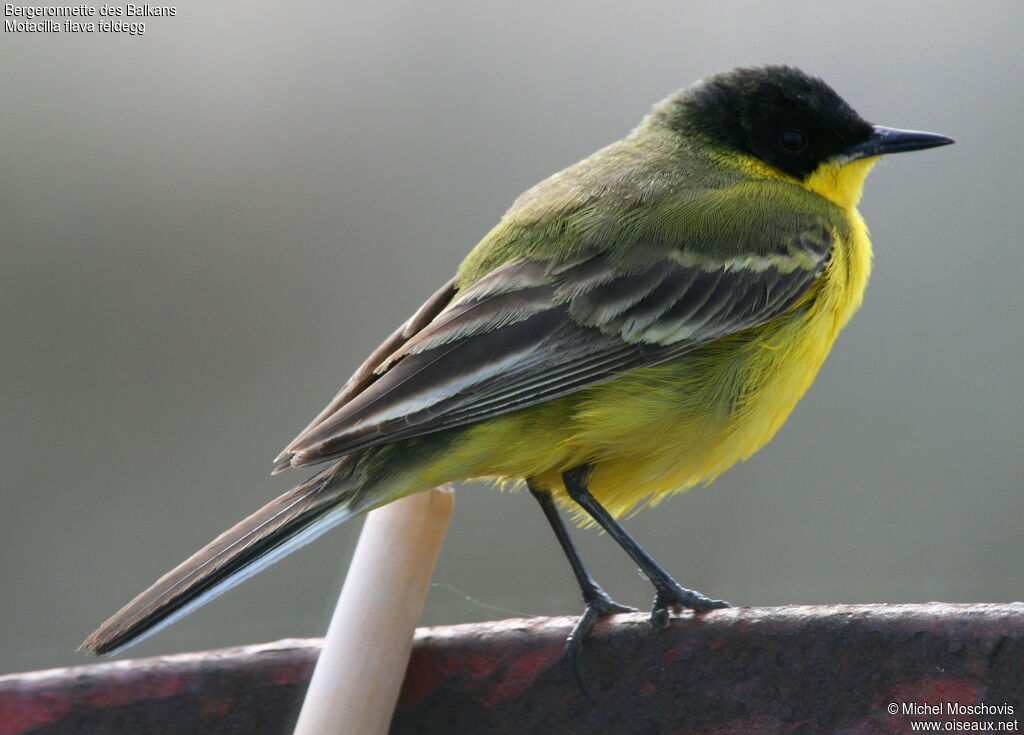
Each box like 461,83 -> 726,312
293,486 -> 455,735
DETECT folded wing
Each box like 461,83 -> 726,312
275,221 -> 833,471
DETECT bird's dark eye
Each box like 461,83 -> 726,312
780,129 -> 808,153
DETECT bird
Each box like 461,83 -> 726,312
81,65 -> 952,656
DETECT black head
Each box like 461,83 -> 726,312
657,66 -> 876,180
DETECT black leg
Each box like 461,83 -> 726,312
562,465 -> 730,628
527,480 -> 635,655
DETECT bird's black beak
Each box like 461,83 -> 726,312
844,125 -> 954,160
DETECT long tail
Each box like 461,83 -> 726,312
80,456 -> 381,655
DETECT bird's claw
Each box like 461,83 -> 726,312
565,590 -> 636,699
650,585 -> 729,627
565,589 -> 636,655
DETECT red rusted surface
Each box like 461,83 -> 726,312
1,604 -> 1021,734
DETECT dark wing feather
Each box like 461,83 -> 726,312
276,231 -> 832,470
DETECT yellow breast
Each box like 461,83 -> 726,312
562,158 -> 877,517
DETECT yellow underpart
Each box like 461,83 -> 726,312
413,155 -> 877,522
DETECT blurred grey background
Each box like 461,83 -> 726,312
2,0 -> 1021,676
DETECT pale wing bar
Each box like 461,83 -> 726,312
282,240 -> 830,468
322,260 -> 821,448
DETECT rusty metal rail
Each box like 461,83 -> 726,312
2,604 -> 1022,734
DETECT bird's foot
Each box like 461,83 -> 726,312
566,589 -> 637,656
650,584 -> 729,628
565,589 -> 636,699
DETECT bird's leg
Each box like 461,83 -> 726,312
527,480 -> 635,655
562,465 -> 730,628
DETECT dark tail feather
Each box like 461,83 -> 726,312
80,458 -> 367,655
